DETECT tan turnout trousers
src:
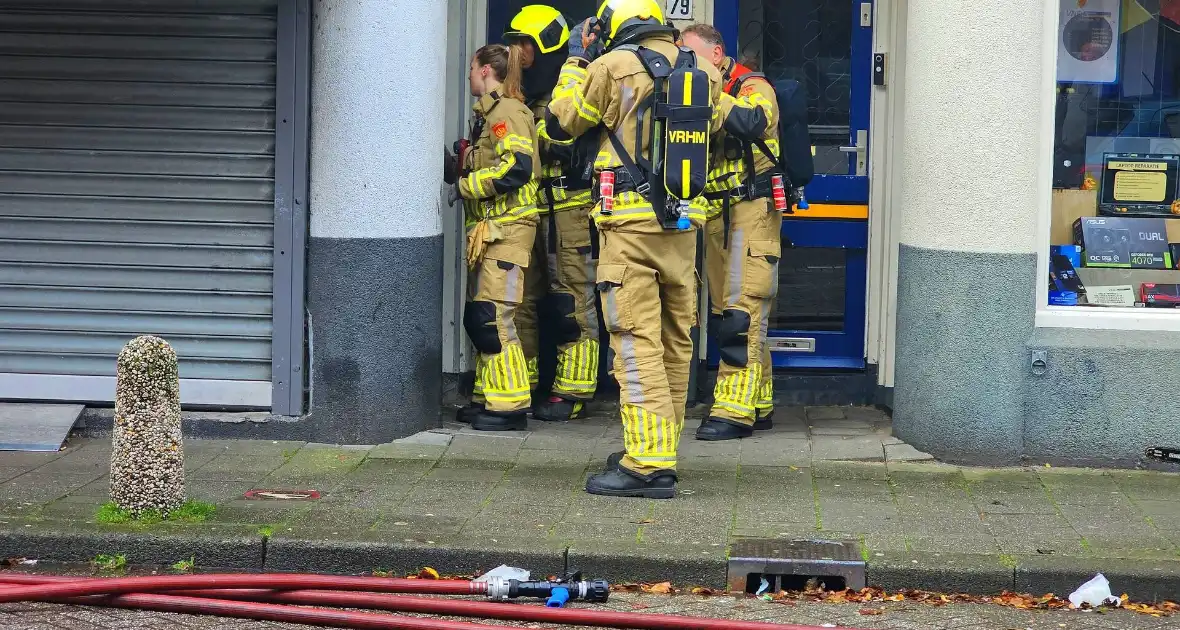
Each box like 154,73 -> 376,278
469,220 -> 539,413
704,198 -> 781,425
516,229 -> 547,388
597,226 -> 698,477
547,202 -> 600,399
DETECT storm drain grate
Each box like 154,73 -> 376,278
243,489 -> 321,501
727,538 -> 865,593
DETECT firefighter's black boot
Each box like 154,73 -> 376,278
471,410 -> 528,432
754,409 -> 773,430
533,396 -> 584,422
603,450 -> 625,472
695,417 -> 755,441
455,402 -> 484,424
585,467 -> 676,499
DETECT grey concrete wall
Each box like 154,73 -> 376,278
892,246 -> 1035,465
1025,327 -> 1180,467
307,237 -> 443,444
305,0 -> 446,443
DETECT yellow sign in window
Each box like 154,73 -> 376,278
1108,160 -> 1169,171
1113,171 -> 1168,202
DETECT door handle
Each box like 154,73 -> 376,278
840,129 -> 869,176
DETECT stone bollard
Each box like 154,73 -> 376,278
110,335 -> 185,517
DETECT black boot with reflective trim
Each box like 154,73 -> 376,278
471,410 -> 528,432
695,416 -> 755,441
455,403 -> 485,424
533,396 -> 584,422
754,409 -> 773,431
585,466 -> 676,500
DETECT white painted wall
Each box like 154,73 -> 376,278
898,0 -> 1046,255
309,0 -> 447,240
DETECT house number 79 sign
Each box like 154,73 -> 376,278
665,0 -> 692,20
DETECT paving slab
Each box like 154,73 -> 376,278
365,442 -> 446,461
739,438 -> 811,467
812,435 -> 886,462
885,442 -> 935,462
805,406 -> 847,421
0,403 -> 84,452
984,513 -> 1087,556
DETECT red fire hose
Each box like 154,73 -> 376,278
41,590 -> 523,630
0,573 -> 865,630
0,574 -> 482,602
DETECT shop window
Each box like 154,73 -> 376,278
1047,0 -> 1180,317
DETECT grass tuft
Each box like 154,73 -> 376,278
96,500 -> 216,525
93,553 -> 127,574
171,556 -> 196,573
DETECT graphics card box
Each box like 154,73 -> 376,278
1049,247 -> 1085,293
1051,244 -> 1082,269
1072,216 -> 1173,269
1141,283 -> 1180,308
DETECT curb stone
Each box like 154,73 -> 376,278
0,522 -> 264,571
1014,554 -> 1180,601
5,525 -> 1180,600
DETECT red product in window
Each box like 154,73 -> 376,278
1140,283 -> 1180,307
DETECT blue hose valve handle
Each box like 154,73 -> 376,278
797,189 -> 809,210
546,587 -> 571,608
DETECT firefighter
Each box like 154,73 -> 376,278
504,6 -> 601,422
444,44 -> 541,432
681,23 -> 781,441
541,0 -> 770,497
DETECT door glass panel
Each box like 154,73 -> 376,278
738,0 -> 854,175
771,247 -> 846,332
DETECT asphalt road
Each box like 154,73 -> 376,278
0,593 -> 1171,630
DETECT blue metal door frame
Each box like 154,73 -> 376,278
711,0 -> 873,370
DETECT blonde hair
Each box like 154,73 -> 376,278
474,44 -> 525,103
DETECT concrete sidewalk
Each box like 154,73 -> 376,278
3,404 -> 1180,600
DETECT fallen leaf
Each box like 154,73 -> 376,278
858,608 -> 885,616
691,587 -> 717,596
635,519 -> 655,524
416,567 -> 440,580
644,581 -> 674,594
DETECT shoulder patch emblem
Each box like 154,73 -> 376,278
739,84 -> 756,97
492,121 -> 508,139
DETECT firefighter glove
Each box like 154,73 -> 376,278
443,146 -> 459,185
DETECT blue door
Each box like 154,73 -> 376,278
713,0 -> 873,370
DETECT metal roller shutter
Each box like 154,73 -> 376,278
0,0 -> 279,407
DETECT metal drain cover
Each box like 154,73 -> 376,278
727,538 -> 865,593
244,489 -> 321,501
